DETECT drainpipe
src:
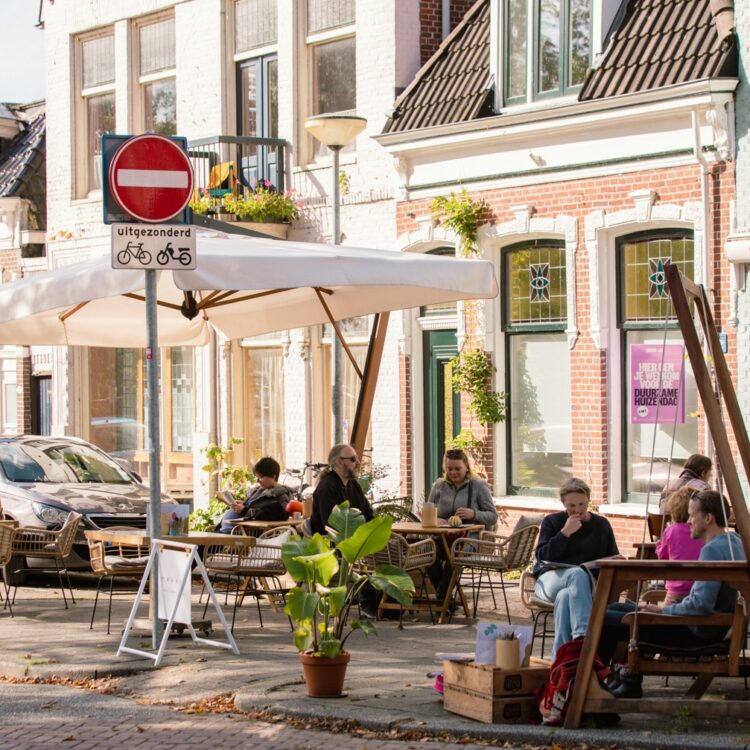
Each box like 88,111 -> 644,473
442,0 -> 451,38
691,107 -> 714,465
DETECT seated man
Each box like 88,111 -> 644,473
310,444 -> 373,535
533,477 -> 619,659
218,456 -> 291,533
599,490 -> 745,669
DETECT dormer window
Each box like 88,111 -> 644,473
503,0 -> 591,105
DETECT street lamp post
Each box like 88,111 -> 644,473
304,114 -> 367,444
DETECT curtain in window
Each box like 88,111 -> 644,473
246,348 -> 285,466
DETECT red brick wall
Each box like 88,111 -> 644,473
420,0 -> 478,65
396,161 -> 735,506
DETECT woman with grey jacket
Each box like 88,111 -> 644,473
427,449 -> 498,599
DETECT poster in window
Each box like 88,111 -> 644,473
630,344 -> 685,424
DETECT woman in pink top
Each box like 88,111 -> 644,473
655,487 -> 704,604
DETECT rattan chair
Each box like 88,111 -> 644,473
10,511 -> 82,609
362,532 -> 436,627
449,524 -> 540,621
87,527 -> 149,634
0,523 -> 16,616
520,570 -> 554,659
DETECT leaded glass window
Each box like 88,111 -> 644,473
506,243 -> 567,327
307,0 -> 355,34
236,0 -> 278,53
82,35 -> 115,89
140,18 -> 175,75
170,348 -> 194,453
620,235 -> 694,323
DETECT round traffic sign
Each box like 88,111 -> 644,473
108,134 -> 194,223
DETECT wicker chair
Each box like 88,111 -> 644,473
0,523 -> 16,616
520,570 -> 554,659
449,524 -> 540,621
362,532 -> 436,627
203,525 -> 293,630
10,511 -> 82,609
87,527 -> 149,634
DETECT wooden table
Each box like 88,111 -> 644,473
632,541 -> 657,560
230,518 -> 304,537
564,558 -> 750,728
392,521 -> 484,624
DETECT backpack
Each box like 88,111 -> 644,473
244,495 -> 289,522
536,639 -> 613,726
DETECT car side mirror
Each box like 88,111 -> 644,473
114,457 -> 142,484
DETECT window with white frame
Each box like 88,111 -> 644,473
503,0 -> 590,105
306,0 -> 356,159
79,33 -> 116,195
504,241 -> 572,496
138,17 -> 176,136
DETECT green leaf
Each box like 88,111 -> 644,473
319,638 -> 342,659
296,549 -> 339,587
293,625 -> 313,653
327,502 -> 366,544
350,619 -> 377,638
285,587 -> 320,624
282,534 -> 330,582
370,564 -> 415,607
320,585 -> 347,617
336,515 -> 393,564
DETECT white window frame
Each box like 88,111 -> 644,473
133,13 -> 176,136
75,29 -> 116,199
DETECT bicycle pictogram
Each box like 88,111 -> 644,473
157,242 -> 192,266
116,241 -> 152,266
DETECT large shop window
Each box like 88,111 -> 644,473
619,232 -> 698,502
306,0 -> 356,160
138,17 -> 176,136
79,33 -> 115,194
503,0 -> 590,105
504,241 -> 572,496
245,346 -> 285,466
88,348 -> 194,488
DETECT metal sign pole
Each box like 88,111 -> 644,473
145,268 -> 163,648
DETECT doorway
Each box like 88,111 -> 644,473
31,375 -> 51,435
423,330 -> 461,490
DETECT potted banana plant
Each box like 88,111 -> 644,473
282,503 -> 414,697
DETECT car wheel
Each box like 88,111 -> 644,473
3,554 -> 27,587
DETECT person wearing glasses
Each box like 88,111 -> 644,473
426,448 -> 498,601
310,443 -> 374,536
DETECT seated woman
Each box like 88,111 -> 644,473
426,448 -> 497,601
658,453 -> 712,514
532,477 -> 619,659
218,456 -> 292,533
655,486 -> 704,605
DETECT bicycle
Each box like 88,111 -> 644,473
116,241 -> 152,266
157,241 -> 192,266
279,461 -> 327,501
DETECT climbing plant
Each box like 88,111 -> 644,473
450,348 -> 507,426
430,189 -> 486,257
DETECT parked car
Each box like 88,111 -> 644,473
0,435 -> 167,582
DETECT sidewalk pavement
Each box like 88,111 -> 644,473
2,579 -> 750,750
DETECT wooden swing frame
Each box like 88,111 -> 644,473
565,263 -> 750,728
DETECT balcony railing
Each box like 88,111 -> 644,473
187,135 -> 289,237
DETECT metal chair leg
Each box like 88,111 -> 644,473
90,575 -> 104,630
499,571 -> 511,625
106,575 -> 115,635
54,557 -> 68,609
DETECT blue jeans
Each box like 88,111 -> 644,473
535,567 -> 593,659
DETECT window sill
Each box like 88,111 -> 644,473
493,496 -> 561,512
498,94 -> 579,117
71,191 -> 103,206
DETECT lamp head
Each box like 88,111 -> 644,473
304,114 -> 367,149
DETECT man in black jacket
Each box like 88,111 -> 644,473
310,443 -> 373,535
532,477 -> 619,658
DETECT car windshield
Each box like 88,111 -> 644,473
0,441 -> 132,484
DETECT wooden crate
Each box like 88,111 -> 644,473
443,659 -> 549,697
444,686 -> 540,724
442,659 -> 549,724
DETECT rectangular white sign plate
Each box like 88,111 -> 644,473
111,223 -> 196,269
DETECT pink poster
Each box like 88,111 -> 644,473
630,344 -> 685,424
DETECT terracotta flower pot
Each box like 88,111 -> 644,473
235,220 -> 289,240
299,650 -> 350,697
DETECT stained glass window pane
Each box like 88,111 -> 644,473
621,235 -> 694,323
235,0 -> 278,52
140,18 -> 175,76
506,0 -> 528,100
506,244 -> 567,326
82,35 -> 115,89
307,0 -> 355,34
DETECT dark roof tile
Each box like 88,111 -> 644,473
0,113 -> 46,197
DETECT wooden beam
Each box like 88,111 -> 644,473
665,264 -> 750,561
350,312 -> 390,459
122,293 -> 183,311
59,301 -> 89,322
314,288 -> 363,379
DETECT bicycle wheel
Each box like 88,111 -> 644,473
156,249 -> 169,266
139,250 -> 152,265
178,252 -> 191,266
116,250 -> 131,265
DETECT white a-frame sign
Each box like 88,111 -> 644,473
118,540 -> 239,666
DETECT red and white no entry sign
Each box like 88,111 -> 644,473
108,134 -> 194,223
